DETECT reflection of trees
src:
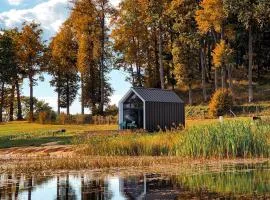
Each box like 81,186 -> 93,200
0,173 -> 21,200
1,167 -> 270,200
80,176 -> 105,200
123,174 -> 178,199
55,174 -> 77,200
28,176 -> 33,200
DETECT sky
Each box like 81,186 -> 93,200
0,0 -> 131,114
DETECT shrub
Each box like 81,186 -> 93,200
58,113 -> 68,125
209,89 -> 233,117
38,112 -> 47,124
75,114 -> 91,124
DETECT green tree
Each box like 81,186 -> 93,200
0,31 -> 18,122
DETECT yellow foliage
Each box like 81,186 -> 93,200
212,40 -> 233,68
195,0 -> 225,34
209,89 -> 233,117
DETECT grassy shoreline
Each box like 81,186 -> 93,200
0,155 -> 269,174
0,118 -> 270,174
75,120 -> 270,158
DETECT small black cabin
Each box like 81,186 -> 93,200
119,88 -> 185,131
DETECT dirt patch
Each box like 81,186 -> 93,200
0,145 -> 74,159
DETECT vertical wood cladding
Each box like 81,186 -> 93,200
145,102 -> 185,131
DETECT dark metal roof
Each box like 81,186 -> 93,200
132,87 -> 184,103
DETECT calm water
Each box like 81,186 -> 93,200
0,162 -> 270,200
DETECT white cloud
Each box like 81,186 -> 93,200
0,0 -> 70,39
8,0 -> 24,6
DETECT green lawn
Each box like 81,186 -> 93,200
0,121 -> 117,148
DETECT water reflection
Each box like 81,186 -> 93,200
0,163 -> 270,199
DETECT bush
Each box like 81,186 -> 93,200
38,112 -> 47,124
58,113 -> 68,125
209,89 -> 233,117
75,114 -> 91,124
38,111 -> 57,124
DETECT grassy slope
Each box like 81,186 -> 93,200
0,121 -> 117,148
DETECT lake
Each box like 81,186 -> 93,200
0,162 -> 269,199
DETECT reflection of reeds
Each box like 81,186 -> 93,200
173,165 -> 270,195
74,121 -> 270,158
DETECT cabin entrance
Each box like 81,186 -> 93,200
123,93 -> 144,129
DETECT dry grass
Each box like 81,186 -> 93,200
1,155 -> 268,175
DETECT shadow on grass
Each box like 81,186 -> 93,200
0,135 -> 74,149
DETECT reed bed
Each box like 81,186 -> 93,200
179,121 -> 270,158
75,120 -> 270,158
75,133 -> 181,156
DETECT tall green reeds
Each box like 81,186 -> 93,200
178,121 -> 270,158
75,120 -> 270,158
75,133 -> 181,156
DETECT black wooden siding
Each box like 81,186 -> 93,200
145,102 -> 185,131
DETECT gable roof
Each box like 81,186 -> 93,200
131,87 -> 184,103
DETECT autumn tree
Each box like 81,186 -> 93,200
224,0 -> 262,102
196,0 -> 227,91
49,22 -> 79,115
169,0 -> 200,105
94,0 -> 114,114
17,22 -> 45,121
111,0 -> 148,87
212,40 -> 234,93
71,0 -> 112,115
70,0 -> 96,114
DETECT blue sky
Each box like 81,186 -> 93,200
0,0 -> 131,114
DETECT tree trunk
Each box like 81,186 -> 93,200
154,30 -> 161,88
15,80 -> 23,120
81,74 -> 84,115
188,84 -> 193,105
57,88 -> 60,115
66,79 -> 70,115
28,177 -> 32,200
0,82 -> 4,122
248,25 -> 253,102
201,48 -> 207,102
130,65 -> 135,86
228,64 -> 234,101
221,66 -> 226,89
215,68 -> 218,91
207,41 -> 212,81
158,22 -> 165,89
99,8 -> 105,115
9,83 -> 15,121
57,176 -> 60,200
29,75 -> 34,122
